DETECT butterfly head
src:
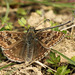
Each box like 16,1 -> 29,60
27,27 -> 35,33
26,27 -> 36,40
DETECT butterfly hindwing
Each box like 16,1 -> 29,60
2,41 -> 25,62
33,38 -> 49,61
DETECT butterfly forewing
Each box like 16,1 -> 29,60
36,30 -> 64,48
0,31 -> 25,49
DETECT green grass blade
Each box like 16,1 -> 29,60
51,48 -> 75,66
2,0 -> 9,25
0,63 -> 15,71
25,0 -> 75,8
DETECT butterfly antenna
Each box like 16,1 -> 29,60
36,14 -> 74,32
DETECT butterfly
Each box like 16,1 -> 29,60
0,25 -> 65,64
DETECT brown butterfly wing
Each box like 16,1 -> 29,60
0,31 -> 26,62
0,31 -> 25,49
32,38 -> 49,61
36,30 -> 64,48
33,30 -> 64,60
2,41 -> 26,62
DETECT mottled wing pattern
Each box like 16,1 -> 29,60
2,41 -> 26,62
34,30 -> 64,60
0,31 -> 26,62
32,38 -> 49,61
0,31 -> 25,49
36,30 -> 64,48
